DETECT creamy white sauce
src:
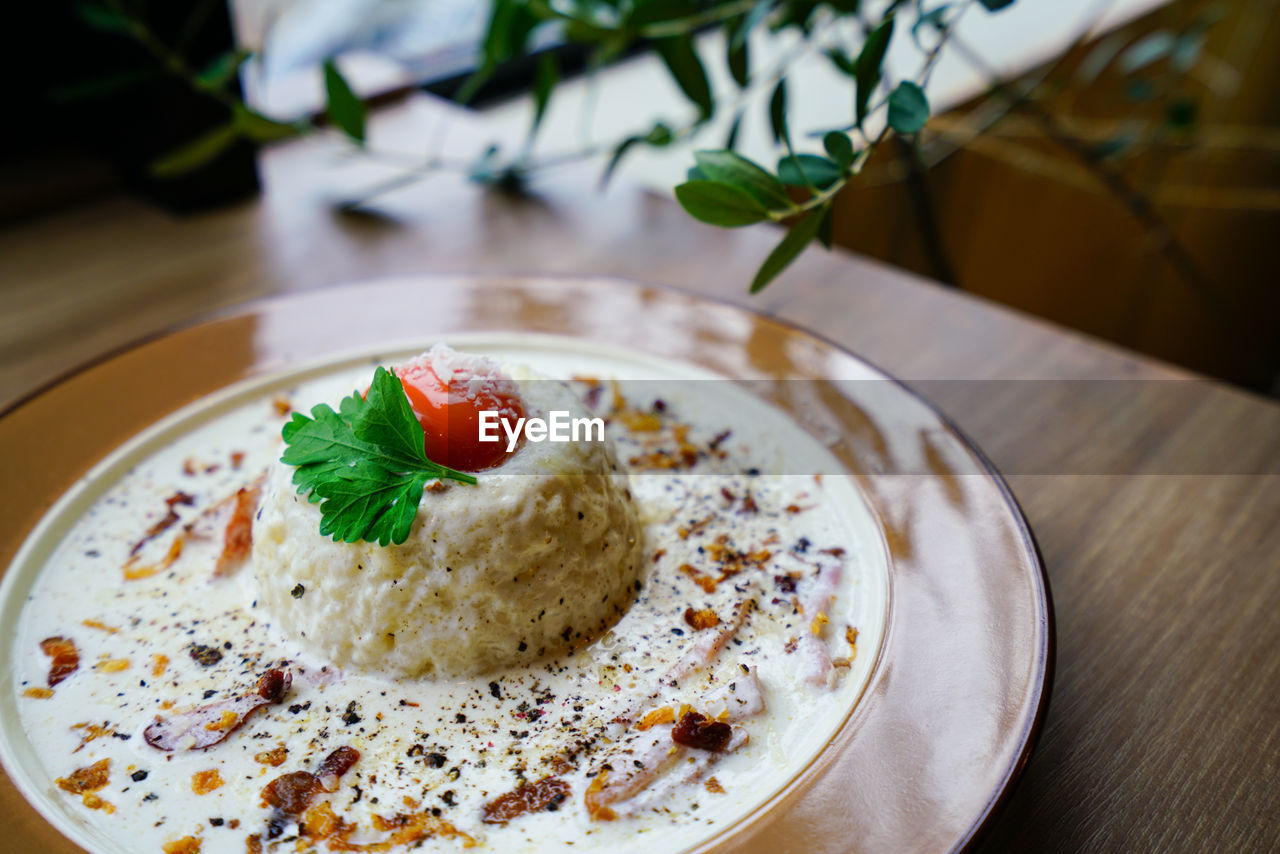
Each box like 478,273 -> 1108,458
4,339 -> 888,854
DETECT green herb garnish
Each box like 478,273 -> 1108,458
280,366 -> 476,546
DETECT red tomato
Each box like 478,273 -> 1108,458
395,362 -> 525,472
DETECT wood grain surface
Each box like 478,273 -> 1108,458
1,92 -> 1278,853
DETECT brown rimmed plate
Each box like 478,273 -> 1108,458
0,275 -> 1052,853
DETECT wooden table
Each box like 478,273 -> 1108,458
2,93 -> 1278,853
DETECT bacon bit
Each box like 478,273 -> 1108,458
72,722 -> 116,753
671,710 -> 733,752
652,548 -> 666,563
739,493 -> 759,514
192,769 -> 224,794
122,536 -> 184,580
616,410 -> 662,432
230,451 -> 246,470
213,484 -> 261,578
635,706 -> 676,731
56,758 -> 110,794
784,637 -> 799,654
272,397 -> 292,416
820,547 -> 846,557
144,669 -> 291,751
573,375 -> 604,409
810,612 -> 829,635
846,626 -> 859,655
81,793 -> 115,813
677,515 -> 714,540
246,834 -> 263,854
40,636 -> 80,686
363,811 -> 477,849
23,686 -> 53,698
785,503 -> 807,514
95,658 -> 130,672
679,563 -> 718,594
130,491 -> 196,557
260,748 -> 359,841
205,710 -> 240,732
302,800 -> 345,838
482,776 -> 571,825
683,608 -> 721,631
584,770 -> 617,821
705,777 -> 725,794
182,458 -> 198,476
255,746 -> 289,766
709,430 -> 732,450
81,619 -> 119,634
628,450 -> 682,470
161,836 -> 202,854
152,654 -> 169,677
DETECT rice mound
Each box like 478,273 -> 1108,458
251,359 -> 643,678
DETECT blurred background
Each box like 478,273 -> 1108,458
4,0 -> 1278,393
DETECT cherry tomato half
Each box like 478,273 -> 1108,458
395,361 -> 525,472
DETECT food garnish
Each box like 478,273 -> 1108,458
144,669 -> 291,751
280,367 -> 476,545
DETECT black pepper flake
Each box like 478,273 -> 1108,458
447,767 -> 461,781
489,682 -> 501,699
427,753 -> 447,768
517,641 -> 528,652
187,644 -> 222,666
441,790 -> 456,806
577,511 -> 585,520
290,584 -> 305,599
455,713 -> 467,724
209,817 -> 224,827
202,689 -> 217,699
142,793 -> 158,802
671,627 -> 685,636
131,770 -> 148,782
341,701 -> 361,726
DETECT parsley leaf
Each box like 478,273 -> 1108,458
280,366 -> 477,545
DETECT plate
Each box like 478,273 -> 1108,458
0,275 -> 1052,853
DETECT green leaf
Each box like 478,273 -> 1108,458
855,16 -> 894,127
76,3 -> 134,33
823,131 -> 855,169
816,206 -> 834,250
887,81 -> 929,134
149,124 -> 238,177
627,0 -> 699,28
687,165 -> 708,181
453,65 -> 494,106
323,59 -> 366,144
1118,31 -> 1175,74
531,52 -> 560,137
777,154 -> 841,189
750,205 -> 828,293
196,49 -> 252,89
826,48 -> 856,77
977,0 -> 1015,10
674,180 -> 770,227
482,0 -> 539,66
769,78 -> 789,146
656,35 -> 713,119
281,366 -> 476,545
233,105 -> 299,142
726,24 -> 750,88
600,123 -> 671,188
911,5 -> 951,50
693,150 -> 793,210
725,109 -> 744,151
731,1 -> 775,51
